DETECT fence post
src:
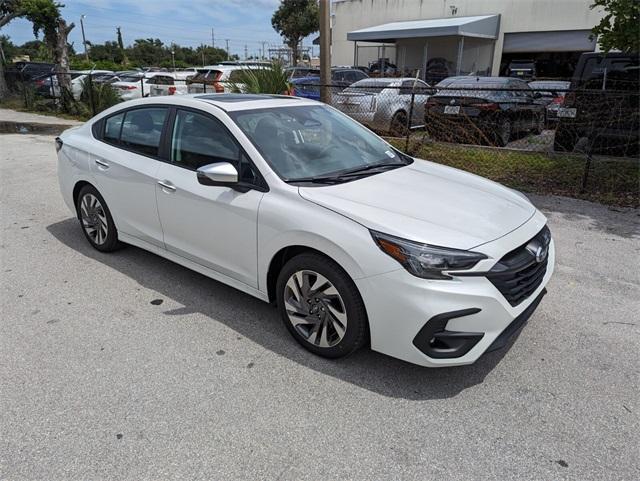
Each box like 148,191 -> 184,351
140,77 -> 144,98
87,73 -> 96,116
404,92 -> 416,153
20,69 -> 27,108
203,78 -> 206,93
49,73 -> 55,105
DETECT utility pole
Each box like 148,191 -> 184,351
211,28 -> 215,49
244,44 -> 248,60
319,0 -> 331,103
201,44 -> 205,67
80,15 -> 89,61
261,41 -> 267,60
225,39 -> 230,60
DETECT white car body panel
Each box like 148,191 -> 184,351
57,94 -> 554,367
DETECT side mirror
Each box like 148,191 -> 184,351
197,162 -> 238,186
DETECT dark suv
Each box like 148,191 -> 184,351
554,52 -> 639,157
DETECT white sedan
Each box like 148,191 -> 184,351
56,94 -> 554,367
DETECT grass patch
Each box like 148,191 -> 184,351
388,138 -> 639,208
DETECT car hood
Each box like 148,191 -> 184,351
298,160 -> 536,250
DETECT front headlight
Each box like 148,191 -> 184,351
370,230 -> 487,280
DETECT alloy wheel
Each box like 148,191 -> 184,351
80,193 -> 108,245
283,270 -> 348,348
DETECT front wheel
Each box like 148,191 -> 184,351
276,253 -> 368,359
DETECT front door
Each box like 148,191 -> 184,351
155,108 -> 265,288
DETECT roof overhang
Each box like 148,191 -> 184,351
347,15 -> 500,43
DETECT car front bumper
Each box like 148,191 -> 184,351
355,220 -> 555,367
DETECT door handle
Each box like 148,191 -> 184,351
94,159 -> 110,169
157,180 -> 176,192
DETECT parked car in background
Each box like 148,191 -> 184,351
554,52 -> 639,157
110,72 -> 146,99
290,76 -> 321,100
528,80 -> 571,126
290,68 -> 369,100
334,78 -> 432,135
56,94 -> 553,367
148,73 -> 189,97
186,65 -> 253,94
5,61 -> 55,89
507,59 -> 537,80
426,76 -> 545,146
33,70 -> 114,100
285,67 -> 320,79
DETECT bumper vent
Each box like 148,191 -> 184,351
486,226 -> 551,306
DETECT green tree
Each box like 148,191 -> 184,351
591,0 -> 640,53
271,0 -> 318,66
20,0 -> 75,92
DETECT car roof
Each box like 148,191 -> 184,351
193,93 -> 315,111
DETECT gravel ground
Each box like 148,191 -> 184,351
1,133 -> 639,481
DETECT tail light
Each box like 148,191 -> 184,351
551,96 -> 564,105
35,79 -> 45,86
475,102 -> 500,111
212,71 -> 224,93
286,86 -> 295,96
168,86 -> 176,95
118,85 -> 137,90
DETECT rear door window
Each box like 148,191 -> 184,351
120,107 -> 168,157
103,112 -> 124,144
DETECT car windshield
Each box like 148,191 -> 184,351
230,105 -> 409,182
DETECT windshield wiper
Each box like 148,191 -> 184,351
287,161 -> 410,185
335,161 -> 408,178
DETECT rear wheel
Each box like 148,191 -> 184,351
76,185 -> 121,252
276,253 -> 368,359
390,111 -> 408,136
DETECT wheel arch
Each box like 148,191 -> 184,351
264,238 -> 366,304
72,180 -> 95,216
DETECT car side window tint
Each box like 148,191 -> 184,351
120,107 -> 168,157
171,109 -> 240,170
104,112 -> 124,144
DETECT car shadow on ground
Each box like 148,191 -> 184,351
47,218 -> 521,401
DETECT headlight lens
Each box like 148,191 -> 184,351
370,230 -> 487,280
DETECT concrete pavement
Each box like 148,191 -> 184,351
1,133 -> 638,481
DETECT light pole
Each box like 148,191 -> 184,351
171,48 -> 176,70
80,15 -> 89,61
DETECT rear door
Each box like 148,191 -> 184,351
90,106 -> 169,247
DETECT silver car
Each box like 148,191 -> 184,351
333,78 -> 432,135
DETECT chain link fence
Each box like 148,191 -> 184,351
292,79 -> 638,206
3,69 -> 638,206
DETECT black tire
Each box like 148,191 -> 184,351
276,253 -> 368,359
390,111 -> 408,136
554,125 -> 579,152
76,184 -> 121,252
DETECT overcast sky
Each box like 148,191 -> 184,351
2,0 -> 317,58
